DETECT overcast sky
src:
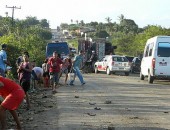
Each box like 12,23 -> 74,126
0,0 -> 170,29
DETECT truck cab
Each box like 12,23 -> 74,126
46,41 -> 70,59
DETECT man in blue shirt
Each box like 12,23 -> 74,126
69,50 -> 86,86
0,44 -> 10,77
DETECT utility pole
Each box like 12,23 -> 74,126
6,5 -> 21,27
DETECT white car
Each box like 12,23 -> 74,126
71,48 -> 76,53
94,55 -> 131,75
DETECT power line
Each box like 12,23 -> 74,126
6,5 -> 21,27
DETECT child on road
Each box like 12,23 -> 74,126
59,57 -> 70,85
42,58 -> 50,88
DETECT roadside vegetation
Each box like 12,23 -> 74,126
0,16 -> 52,77
0,14 -> 170,77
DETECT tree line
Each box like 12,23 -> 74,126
0,16 -> 52,77
61,14 -> 170,56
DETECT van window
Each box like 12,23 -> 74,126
149,43 -> 154,56
144,45 -> 149,57
157,42 -> 170,57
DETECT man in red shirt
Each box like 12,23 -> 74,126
0,76 -> 25,130
48,51 -> 63,93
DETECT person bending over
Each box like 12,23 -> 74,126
0,76 -> 25,130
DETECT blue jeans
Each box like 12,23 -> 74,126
0,68 -> 5,77
70,66 -> 85,85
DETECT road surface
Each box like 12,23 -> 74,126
13,73 -> 170,130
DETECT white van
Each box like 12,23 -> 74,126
140,36 -> 170,83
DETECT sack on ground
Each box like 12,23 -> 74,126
68,72 -> 75,81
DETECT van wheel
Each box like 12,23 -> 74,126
125,72 -> 129,76
106,68 -> 111,75
95,66 -> 98,74
140,72 -> 144,80
148,72 -> 154,84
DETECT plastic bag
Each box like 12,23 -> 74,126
68,72 -> 75,81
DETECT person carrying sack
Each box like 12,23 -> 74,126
59,57 -> 70,85
69,50 -> 86,86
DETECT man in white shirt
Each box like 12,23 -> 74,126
32,67 -> 43,89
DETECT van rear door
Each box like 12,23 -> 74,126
155,41 -> 170,76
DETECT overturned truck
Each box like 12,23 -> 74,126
78,38 -> 117,61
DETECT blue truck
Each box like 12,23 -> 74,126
46,41 -> 70,59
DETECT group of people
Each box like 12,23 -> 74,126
0,43 -> 87,129
46,50 -> 86,93
0,44 -> 25,130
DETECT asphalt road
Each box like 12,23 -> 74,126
21,72 -> 170,130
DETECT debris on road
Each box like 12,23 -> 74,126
94,107 -> 101,110
86,113 -> 96,116
89,102 -> 96,105
104,100 -> 112,104
75,95 -> 79,98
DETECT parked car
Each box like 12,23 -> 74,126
140,36 -> 170,83
70,48 -> 77,53
94,55 -> 131,76
131,57 -> 141,73
125,56 -> 134,65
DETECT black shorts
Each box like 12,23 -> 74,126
20,79 -> 30,93
68,67 -> 71,73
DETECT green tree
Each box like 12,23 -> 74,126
76,20 -> 79,25
0,16 -> 12,35
95,30 -> 109,38
118,14 -> 125,23
132,25 -> 170,55
71,19 -> 73,24
40,19 -> 49,28
80,20 -> 85,26
89,22 -> 98,28
0,16 -> 51,77
24,16 -> 39,26
105,17 -> 112,23
96,22 -> 105,31
120,19 -> 138,34
60,23 -> 69,30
